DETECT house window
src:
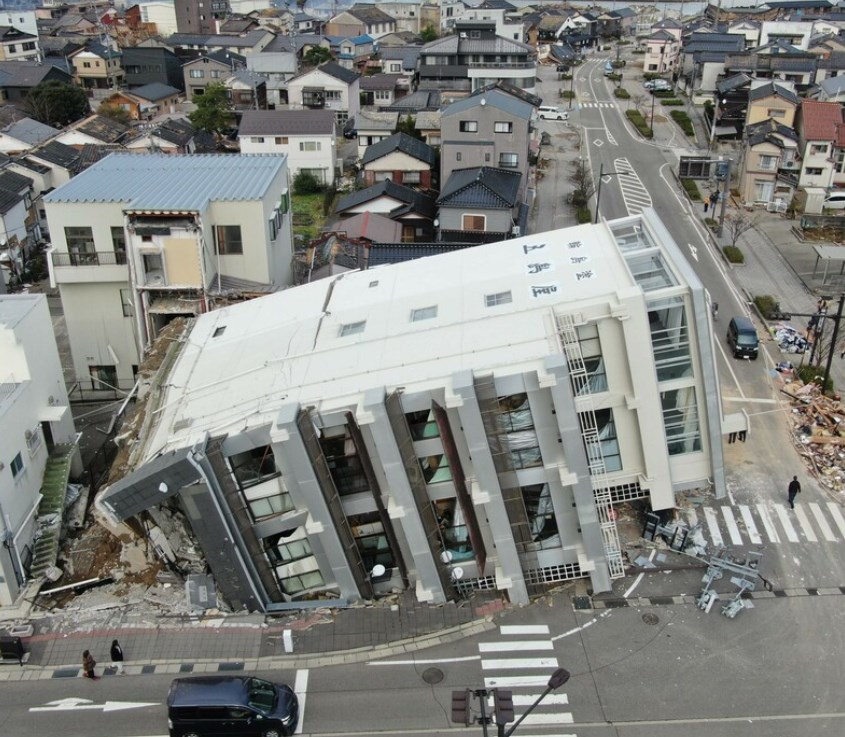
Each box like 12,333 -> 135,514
275,137 -> 288,144
251,136 -> 265,143
300,168 -> 326,183
648,296 -> 692,382
811,144 -> 829,155
189,69 -> 204,78
403,171 -> 421,184
229,445 -> 279,490
349,512 -> 396,573
411,305 -> 437,321
89,364 -> 118,391
456,152 -> 462,161
265,533 -> 313,566
111,226 -> 126,262
65,226 -> 94,254
406,408 -> 439,440
325,90 -> 341,100
767,109 -> 786,118
340,320 -> 366,336
485,153 -> 491,162
10,452 -> 23,479
375,90 -> 391,101
244,480 -> 294,520
210,70 -> 221,78
485,290 -> 512,307
83,61 -> 91,68
419,454 -> 452,483
583,409 -> 623,471
463,214 -> 486,230
805,167 -> 824,176
759,155 -> 778,171
22,42 -> 35,52
120,288 -> 133,317
214,225 -> 243,254
494,121 -> 513,133
299,141 -> 321,151
459,120 -> 478,132
499,152 -> 518,168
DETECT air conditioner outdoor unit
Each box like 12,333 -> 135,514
511,225 -> 521,237
459,32 -> 467,38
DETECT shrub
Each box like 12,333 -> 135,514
625,109 -> 653,138
559,90 -> 575,99
560,73 -> 573,80
680,178 -> 701,200
723,245 -> 744,263
614,88 -> 630,99
293,170 -> 324,195
670,110 -> 694,136
660,99 -> 684,106
796,365 -> 834,393
576,206 -> 592,224
754,295 -> 778,319
606,73 -> 623,82
653,89 -> 675,98
704,217 -> 719,228
643,72 -> 664,81
571,191 -> 588,207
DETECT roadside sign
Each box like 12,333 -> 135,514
679,156 -> 712,180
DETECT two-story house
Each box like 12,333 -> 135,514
238,109 -> 337,185
123,46 -> 185,92
0,119 -> 57,156
325,4 -> 396,40
69,41 -> 124,90
101,83 -> 182,121
440,89 -> 534,205
796,99 -> 845,190
418,20 -> 537,96
361,132 -> 437,189
183,51 -> 245,102
286,61 -> 360,126
44,153 -> 294,390
335,179 -> 436,241
739,118 -> 799,205
360,73 -> 405,108
0,25 -> 38,61
0,61 -> 73,107
644,29 -> 680,75
328,34 -> 374,71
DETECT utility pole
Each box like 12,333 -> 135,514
717,158 -> 731,237
821,293 -> 845,395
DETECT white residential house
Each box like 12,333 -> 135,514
643,30 -> 680,74
238,110 -> 337,186
0,118 -> 57,155
797,99 -> 845,190
759,20 -> 813,50
44,153 -> 294,390
0,294 -> 79,607
286,61 -> 360,127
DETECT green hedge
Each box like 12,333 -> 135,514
576,206 -> 592,224
660,99 -> 684,106
680,178 -> 701,200
670,110 -> 695,136
606,73 -> 623,82
653,89 -> 675,98
723,245 -> 744,263
560,90 -> 575,99
614,88 -> 630,99
625,109 -> 653,138
754,295 -> 777,319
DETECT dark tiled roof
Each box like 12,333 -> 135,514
239,109 -> 335,136
749,82 -> 800,104
361,132 -> 436,166
0,186 -> 22,214
767,0 -> 831,7
437,167 -> 521,208
717,73 -> 752,94
469,81 -> 542,109
365,242 -> 475,267
745,117 -> 798,146
0,61 -> 70,88
76,115 -> 130,143
360,74 -> 401,91
153,118 -> 195,146
30,141 -> 80,170
187,49 -> 246,67
348,5 -> 395,25
335,179 -> 435,218
130,82 -> 181,101
77,144 -> 125,170
382,89 -> 441,112
380,46 -> 422,70
318,61 -> 360,84
0,168 -> 33,193
17,158 -> 51,175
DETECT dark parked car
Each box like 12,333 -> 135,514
342,117 -> 357,139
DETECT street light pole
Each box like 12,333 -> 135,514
502,668 -> 570,737
821,293 -> 845,395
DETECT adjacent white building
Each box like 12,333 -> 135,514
0,294 -> 78,607
100,210 -> 734,613
139,0 -> 179,37
44,153 -> 294,391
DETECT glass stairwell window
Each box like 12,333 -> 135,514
405,408 -> 440,440
349,512 -> 396,572
496,393 -> 542,469
648,297 -> 692,382
575,324 -> 608,393
419,453 -> 452,484
661,387 -> 702,455
521,483 -> 561,549
433,498 -> 473,562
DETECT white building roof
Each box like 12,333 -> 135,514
44,153 -> 287,211
144,214 -> 679,459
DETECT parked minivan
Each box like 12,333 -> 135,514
727,316 -> 759,360
167,676 -> 299,737
823,192 -> 845,209
604,61 -> 614,76
538,106 -> 569,121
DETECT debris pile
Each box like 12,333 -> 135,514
782,381 -> 845,493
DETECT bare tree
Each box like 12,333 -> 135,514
570,159 -> 596,207
630,93 -> 647,115
723,211 -> 760,247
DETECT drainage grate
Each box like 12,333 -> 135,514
179,663 -> 194,673
218,662 -> 245,671
642,613 -> 659,625
422,667 -> 444,684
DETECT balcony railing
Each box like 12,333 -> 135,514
777,168 -> 799,187
52,251 -> 128,267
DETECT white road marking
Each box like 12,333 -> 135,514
738,505 -> 762,545
827,503 -> 845,538
756,504 -> 780,543
519,713 -> 575,725
481,658 -> 559,670
485,675 -> 557,688
479,641 -> 554,652
294,669 -> 308,735
30,698 -> 158,713
512,694 -> 570,706
500,625 -> 550,635
793,505 -> 818,542
721,506 -> 743,545
369,655 -> 480,665
551,609 -> 612,642
774,504 -> 800,542
808,502 -> 837,542
623,572 -> 645,599
703,507 -> 724,548
687,243 -> 699,261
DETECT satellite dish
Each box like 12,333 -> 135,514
452,567 -> 464,580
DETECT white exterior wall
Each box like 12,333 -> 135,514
0,295 -> 77,605
799,140 -> 836,189
238,133 -> 336,185
139,1 -> 179,37
760,21 -> 812,49
55,130 -> 105,148
288,70 -> 359,122
0,10 -> 38,36
364,150 -> 428,176
0,199 -> 28,248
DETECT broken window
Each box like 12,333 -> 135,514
229,445 -> 279,489
575,324 -> 607,394
214,225 -> 243,255
320,429 -> 369,496
349,512 -> 395,572
433,499 -> 474,562
496,393 -> 542,469
521,483 -> 560,549
579,409 -> 622,472
419,453 -> 452,483
405,408 -> 439,440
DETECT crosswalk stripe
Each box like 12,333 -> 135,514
703,507 -> 724,547
482,658 -> 559,670
756,504 -> 780,543
738,505 -> 762,545
479,641 -> 554,652
519,713 -> 575,725
721,506 -> 743,545
793,505 -> 818,542
774,504 -> 800,542
827,503 -> 845,538
484,675 -> 555,688
516,734 -> 577,737
500,625 -> 549,635
512,694 -> 570,706
809,502 -> 837,541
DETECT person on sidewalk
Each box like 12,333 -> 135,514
703,195 -> 710,213
788,476 -> 801,509
82,649 -> 99,680
110,639 -> 125,675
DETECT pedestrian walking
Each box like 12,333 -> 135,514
787,475 -> 801,509
703,195 -> 710,213
82,649 -> 99,680
110,639 -> 124,675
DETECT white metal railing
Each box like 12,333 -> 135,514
556,313 -> 625,579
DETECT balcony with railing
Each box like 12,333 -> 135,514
777,167 -> 799,187
52,251 -> 127,267
50,250 -> 129,284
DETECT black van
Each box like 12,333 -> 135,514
727,316 -> 759,359
167,676 -> 299,737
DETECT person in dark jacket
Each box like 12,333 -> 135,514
788,476 -> 801,509
110,640 -> 124,675
82,650 -> 98,679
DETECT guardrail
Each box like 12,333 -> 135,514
51,251 -> 127,267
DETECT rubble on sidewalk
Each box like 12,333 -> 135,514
782,380 -> 845,493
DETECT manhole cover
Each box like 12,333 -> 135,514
422,667 -> 444,684
642,613 -> 659,626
